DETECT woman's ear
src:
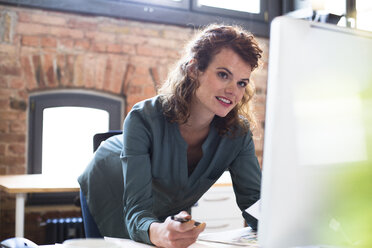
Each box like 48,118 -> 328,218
187,59 -> 198,80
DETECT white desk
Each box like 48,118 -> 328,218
39,227 -> 258,247
0,174 -> 80,237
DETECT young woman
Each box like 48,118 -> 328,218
79,24 -> 262,248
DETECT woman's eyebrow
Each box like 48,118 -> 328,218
217,67 -> 250,82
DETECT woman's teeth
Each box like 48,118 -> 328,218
216,97 -> 232,104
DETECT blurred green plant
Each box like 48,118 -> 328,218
323,82 -> 372,247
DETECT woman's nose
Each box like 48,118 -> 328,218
225,81 -> 237,96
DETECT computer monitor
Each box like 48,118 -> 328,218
259,16 -> 372,247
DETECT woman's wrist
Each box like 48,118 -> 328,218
149,221 -> 162,247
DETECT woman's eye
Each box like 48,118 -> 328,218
238,81 -> 248,87
217,71 -> 228,79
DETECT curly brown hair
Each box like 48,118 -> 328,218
159,24 -> 262,135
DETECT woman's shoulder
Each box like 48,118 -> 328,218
125,96 -> 167,130
128,95 -> 164,118
218,115 -> 253,139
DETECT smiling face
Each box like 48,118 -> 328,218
193,48 -> 252,119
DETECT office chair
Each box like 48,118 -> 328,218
80,130 -> 123,238
93,130 -> 123,152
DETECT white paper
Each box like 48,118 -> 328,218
198,227 -> 258,247
104,237 -> 154,247
245,199 -> 260,220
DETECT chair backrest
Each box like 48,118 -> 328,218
93,131 -> 123,152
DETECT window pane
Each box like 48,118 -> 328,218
197,0 -> 260,14
356,0 -> 372,31
42,107 -> 109,177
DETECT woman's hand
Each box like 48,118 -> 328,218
149,211 -> 206,248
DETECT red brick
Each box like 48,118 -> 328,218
137,45 -> 170,57
59,38 -> 74,49
42,53 -> 57,87
85,31 -> 116,43
163,28 -> 193,41
73,54 -> 84,87
74,40 -> 90,50
131,74 -> 152,87
32,55 -> 46,88
0,144 -> 5,156
0,97 -> 9,108
64,55 -> 75,86
98,24 -> 130,35
143,85 -> 156,97
56,54 -> 66,86
149,67 -> 160,88
132,26 -> 163,38
8,164 -> 27,174
121,44 -> 136,55
49,27 -> 84,39
0,111 -> 19,121
17,112 -> 26,121
20,56 -> 38,90
90,42 -> 106,53
121,64 -> 135,95
9,78 -> 24,89
107,44 -> 122,54
16,22 -> 50,36
109,55 -> 127,94
126,95 -> 148,112
21,35 -> 40,47
17,12 -> 32,23
41,37 -> 57,48
116,34 -> 147,45
0,65 -> 21,76
166,50 -> 180,59
135,66 -> 150,76
9,121 -> 26,133
3,12 -> 13,43
127,84 -> 142,95
0,75 -> 7,88
147,37 -> 179,49
0,43 -> 16,55
94,55 -> 107,90
56,54 -> 75,87
0,121 -> 8,133
8,144 -> 25,155
67,18 -> 97,30
9,98 -> 26,111
0,133 -> 25,143
83,54 -> 96,88
103,57 -> 113,91
29,13 -> 66,26
0,89 -> 13,98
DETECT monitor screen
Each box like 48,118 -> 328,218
259,16 -> 372,247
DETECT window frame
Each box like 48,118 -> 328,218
0,0 -> 282,37
28,91 -> 124,175
27,91 -> 124,205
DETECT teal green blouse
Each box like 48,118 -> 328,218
78,95 -> 261,245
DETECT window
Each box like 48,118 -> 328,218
356,0 -> 372,31
125,0 -> 189,10
42,106 -> 109,177
193,0 -> 265,21
0,0 -> 281,37
27,91 -> 124,205
282,0 -> 372,32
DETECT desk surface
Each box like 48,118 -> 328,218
40,227 -> 258,247
0,174 -> 80,194
0,172 -> 231,194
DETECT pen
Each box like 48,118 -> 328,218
171,216 -> 201,226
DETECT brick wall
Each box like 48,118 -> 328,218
0,4 -> 268,243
